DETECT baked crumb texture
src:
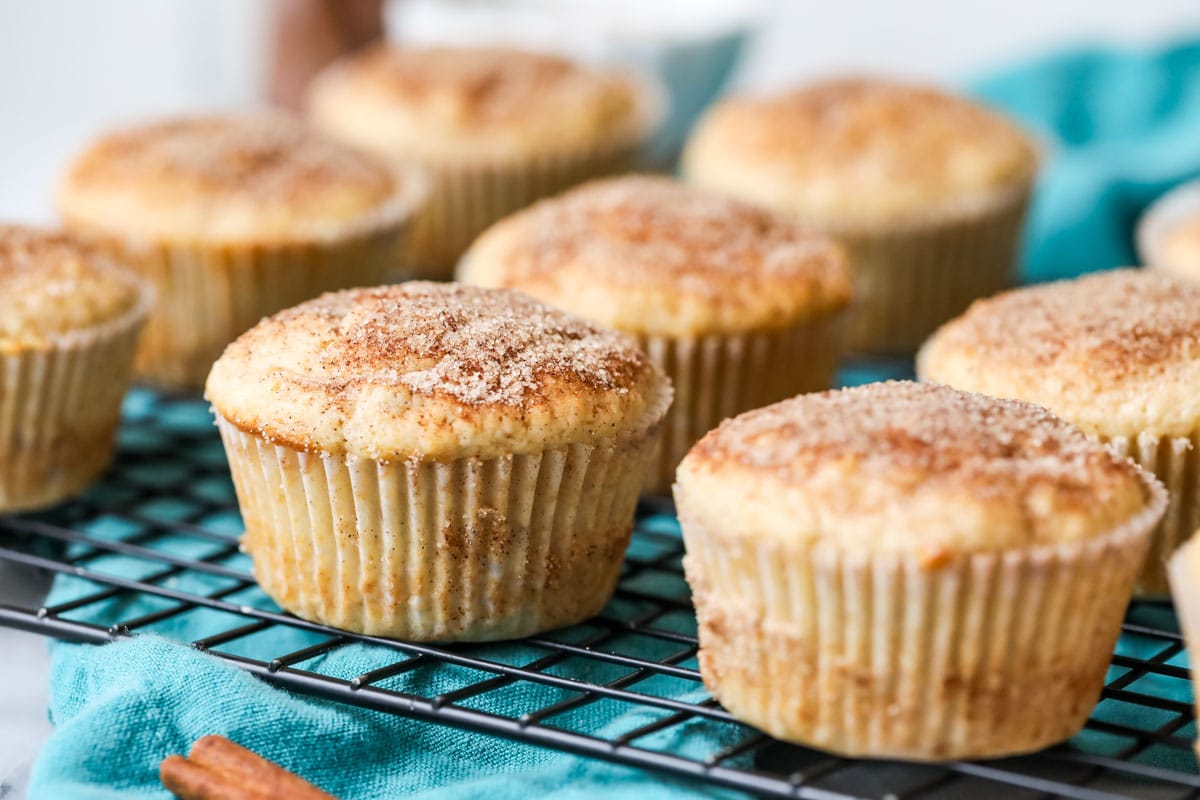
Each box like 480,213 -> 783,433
308,45 -> 652,163
207,282 -> 671,461
1137,179 -> 1200,282
210,282 -> 671,640
308,45 -> 661,273
682,78 -> 1036,226
460,175 -> 851,337
682,77 -> 1036,353
0,225 -> 143,349
676,380 -> 1165,759
920,267 -> 1200,592
460,175 -> 850,492
58,113 -> 410,244
0,225 -> 149,511
58,113 -> 419,388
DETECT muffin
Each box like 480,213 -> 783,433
206,282 -> 671,641
676,381 -> 1165,760
919,268 -> 1200,595
0,225 -> 149,511
1138,179 -> 1200,281
1168,535 -> 1200,760
307,45 -> 661,276
459,175 -> 851,493
58,113 -> 421,389
682,78 -> 1037,352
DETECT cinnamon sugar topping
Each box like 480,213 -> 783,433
695,381 -> 1139,500
334,46 -> 631,126
927,269 -> 1200,375
683,77 -> 1036,222
0,225 -> 142,344
246,283 -> 647,407
207,282 -> 670,460
66,114 -> 394,202
476,176 -> 845,297
460,176 -> 850,336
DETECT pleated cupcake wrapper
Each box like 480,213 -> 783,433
0,292 -> 148,512
75,190 -> 415,390
402,81 -> 666,278
639,314 -> 844,495
1106,431 -> 1200,596
1166,537 -> 1200,760
678,472 -> 1165,760
1135,177 -> 1200,273
216,414 -> 664,641
825,181 -> 1032,353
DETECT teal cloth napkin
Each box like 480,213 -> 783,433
972,39 -> 1200,282
33,637 -> 739,800
27,36 -> 1200,799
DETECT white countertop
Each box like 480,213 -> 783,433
0,563 -> 54,799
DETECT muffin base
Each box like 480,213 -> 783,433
404,145 -> 641,279
679,473 -> 1165,760
640,316 -> 843,494
71,190 -> 414,389
0,299 -> 146,512
217,416 -> 662,641
402,82 -> 664,278
833,182 -> 1031,353
1107,431 -> 1200,596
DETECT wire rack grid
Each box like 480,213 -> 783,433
0,386 -> 1198,800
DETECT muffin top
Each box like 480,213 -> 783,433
918,269 -> 1200,438
307,45 -> 655,163
682,78 -> 1037,226
0,225 -> 145,351
206,282 -> 671,460
1155,216 -> 1200,279
58,114 -> 413,244
676,381 -> 1156,562
458,176 -> 852,337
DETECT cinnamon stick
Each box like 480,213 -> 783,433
160,735 -> 338,800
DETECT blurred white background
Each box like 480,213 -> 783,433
1,0 -> 1200,222
2,0 -> 1200,795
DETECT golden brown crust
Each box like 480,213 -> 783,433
676,381 -> 1152,554
682,77 -> 1037,225
338,46 -> 594,123
692,381 -> 1132,497
206,282 -> 671,460
918,268 -> 1200,437
307,45 -> 654,163
58,113 -> 411,244
458,175 -> 851,336
1159,216 -> 1200,278
0,224 -> 144,348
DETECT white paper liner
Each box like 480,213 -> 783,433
829,181 -> 1032,353
1107,431 -> 1200,596
401,79 -> 666,278
72,183 -> 417,389
216,413 -> 664,642
0,288 -> 148,511
639,315 -> 844,494
678,470 -> 1166,760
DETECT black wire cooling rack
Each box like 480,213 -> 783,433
1,386 -> 1199,800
